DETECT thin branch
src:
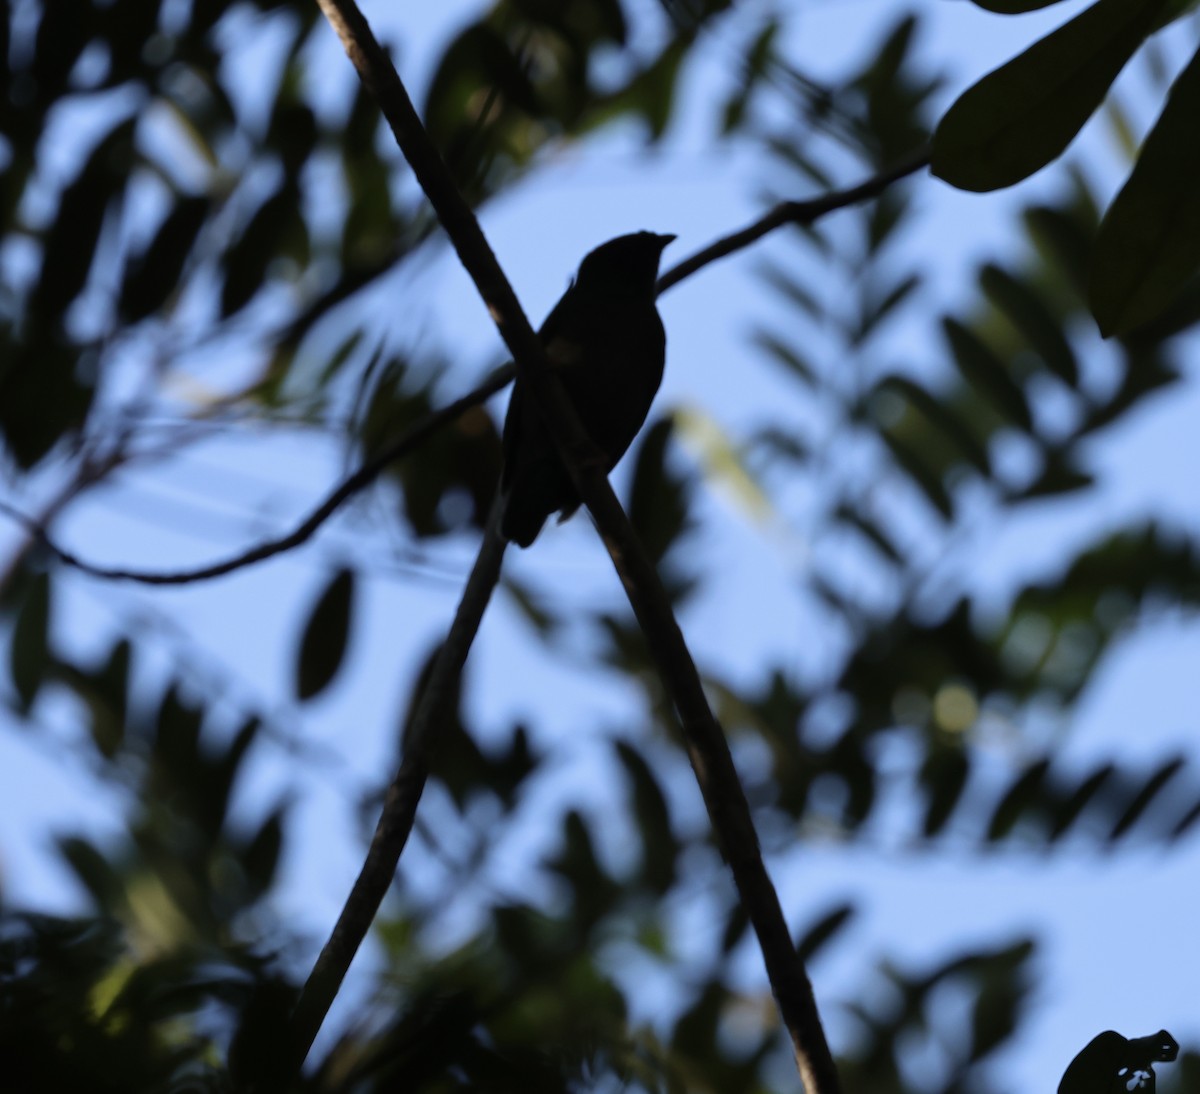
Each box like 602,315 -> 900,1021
656,145 -> 930,295
285,504 -> 507,1073
0,369 -> 510,584
295,2 -> 844,1092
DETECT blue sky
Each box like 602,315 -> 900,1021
2,0 -> 1199,1089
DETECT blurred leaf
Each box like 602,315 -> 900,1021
1025,202 -> 1095,300
119,195 -> 211,321
56,836 -> 123,913
10,569 -> 51,709
876,374 -> 992,475
796,902 -> 855,964
220,182 -> 303,317
57,637 -> 132,760
614,740 -> 678,894
932,0 -> 1167,191
628,417 -> 694,597
296,568 -> 356,701
240,803 -> 286,899
31,3 -> 91,102
751,328 -> 819,384
920,744 -> 971,837
1047,761 -> 1116,839
29,115 -> 136,325
719,901 -> 750,955
877,425 -> 954,519
1090,45 -> 1200,336
987,757 -> 1051,840
942,316 -> 1034,432
1021,450 -> 1093,499
545,811 -> 621,934
835,504 -> 904,566
1108,754 -> 1186,841
970,0 -> 1071,10
980,263 -> 1079,385
674,405 -> 772,523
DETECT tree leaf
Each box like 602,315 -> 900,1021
29,116 -> 136,324
986,757 -> 1050,840
1107,754 -> 1185,841
10,570 -> 51,709
796,902 -> 855,964
220,183 -> 299,318
614,740 -> 678,895
296,568 -> 355,701
932,0 -> 1168,192
1089,44 -> 1200,336
920,745 -> 971,838
969,0 -> 1071,11
942,317 -> 1034,432
119,195 -> 211,321
876,374 -> 992,476
980,263 -> 1079,385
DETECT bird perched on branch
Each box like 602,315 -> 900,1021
500,230 -> 675,547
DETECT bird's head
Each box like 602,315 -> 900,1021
574,231 -> 675,296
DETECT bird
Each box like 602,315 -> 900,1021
499,230 -> 675,548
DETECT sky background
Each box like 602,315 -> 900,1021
2,0 -> 1199,1089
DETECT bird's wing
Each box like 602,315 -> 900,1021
500,281 -> 582,490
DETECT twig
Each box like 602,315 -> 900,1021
285,504 -> 507,1073
2,155 -> 925,587
656,146 -> 930,295
0,369 -> 510,584
295,2 -> 845,1092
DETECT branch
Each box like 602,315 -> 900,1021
655,145 -> 930,295
7,155 -> 924,587
296,2 -> 845,1092
0,369 -> 510,584
285,504 -> 507,1074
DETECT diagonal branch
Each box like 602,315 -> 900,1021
291,2 -> 846,1092
3,158 -> 926,587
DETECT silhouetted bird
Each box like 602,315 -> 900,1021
500,231 -> 674,547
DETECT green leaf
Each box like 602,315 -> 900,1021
1090,44 -> 1200,336
220,183 -> 300,318
296,568 -> 355,701
1024,203 -> 1095,299
628,417 -> 693,585
920,745 -> 971,837
119,195 -> 211,321
614,740 -> 678,895
979,263 -> 1079,385
941,317 -> 1034,432
986,757 -> 1050,840
29,116 -> 136,324
932,0 -> 1169,192
1047,762 -> 1115,839
876,374 -> 992,476
796,902 -> 855,964
10,570 -> 51,709
970,0 -> 1071,11
1108,754 -> 1185,840
878,426 -> 955,519
241,804 -> 286,898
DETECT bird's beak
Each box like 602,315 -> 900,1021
657,234 -> 677,249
